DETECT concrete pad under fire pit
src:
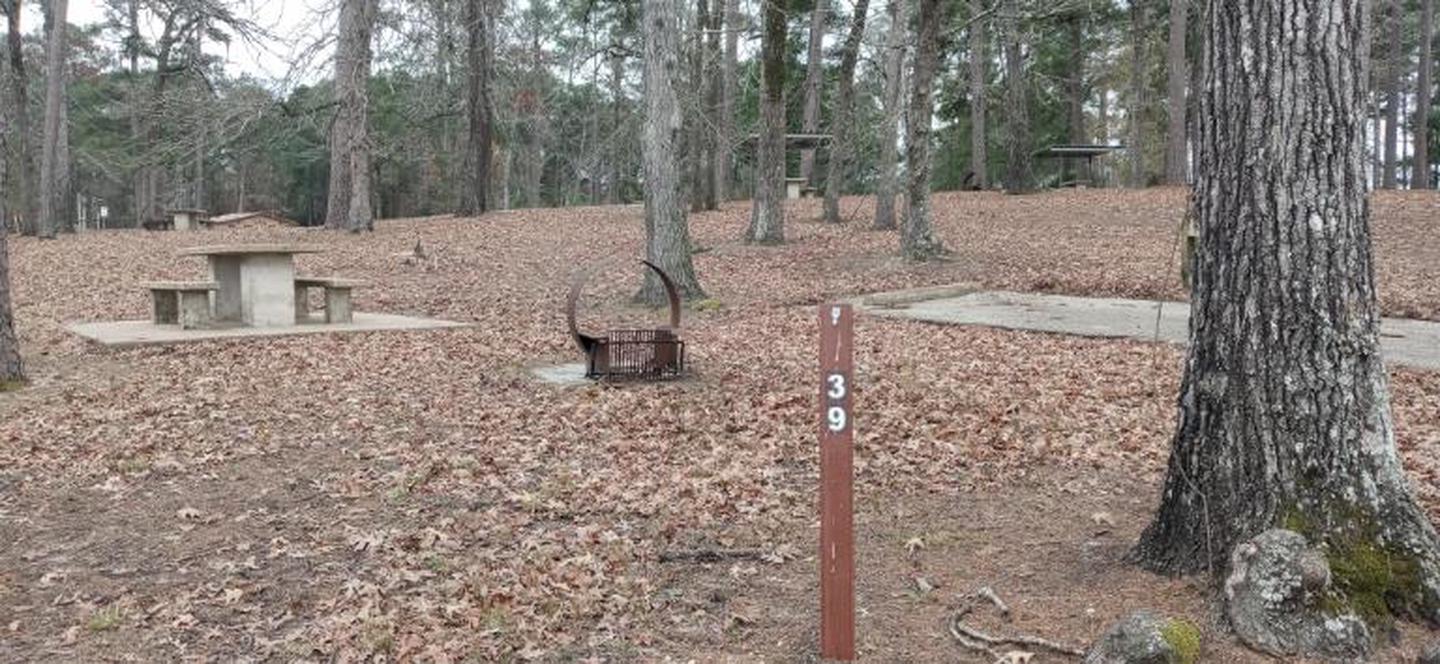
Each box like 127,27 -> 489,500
69,312 -> 470,348
857,289 -> 1440,372
531,363 -> 590,386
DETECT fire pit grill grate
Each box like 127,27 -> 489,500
567,261 -> 689,382
586,329 -> 686,380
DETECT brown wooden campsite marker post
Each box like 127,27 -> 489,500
818,303 -> 855,660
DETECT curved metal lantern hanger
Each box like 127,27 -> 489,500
566,260 -> 683,355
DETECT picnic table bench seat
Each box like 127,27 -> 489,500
294,277 -> 367,324
141,281 -> 217,329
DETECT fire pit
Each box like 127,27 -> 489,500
566,261 -> 686,381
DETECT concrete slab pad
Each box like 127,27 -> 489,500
68,312 -> 470,348
859,289 -> 1440,372
531,363 -> 591,386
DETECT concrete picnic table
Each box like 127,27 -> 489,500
177,244 -> 323,327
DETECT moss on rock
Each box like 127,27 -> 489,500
1276,500 -> 1428,628
1160,618 -> 1201,664
1326,538 -> 1424,628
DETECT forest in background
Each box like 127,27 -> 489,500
1,0 -> 1437,230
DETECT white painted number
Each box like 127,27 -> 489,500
828,406 -> 847,433
827,374 -> 846,399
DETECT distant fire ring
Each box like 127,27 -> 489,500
565,261 -> 686,381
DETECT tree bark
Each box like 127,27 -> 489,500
715,0 -> 738,202
1066,15 -> 1084,143
1163,0 -> 1187,185
193,123 -> 205,209
0,99 -> 20,384
713,0 -> 737,203
873,0 -> 907,230
1000,0 -> 1032,193
686,0 -> 711,213
1382,0 -> 1400,189
326,0 -> 377,231
1128,1 -> 1147,187
1097,85 -> 1108,143
458,0 -> 493,216
639,0 -> 705,304
822,0 -> 869,223
36,0 -> 67,239
608,50 -> 625,204
0,220 -> 20,384
968,0 -> 988,190
798,0 -> 826,186
702,0 -> 721,210
6,0 -> 35,236
1136,0 -> 1440,620
1417,0 -> 1434,189
900,0 -> 944,260
126,0 -> 148,228
745,0 -> 786,244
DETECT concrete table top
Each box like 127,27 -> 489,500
139,281 -> 218,290
177,244 -> 324,256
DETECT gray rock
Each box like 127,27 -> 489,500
1224,529 -> 1372,661
1418,640 -> 1440,664
1084,610 -> 1200,664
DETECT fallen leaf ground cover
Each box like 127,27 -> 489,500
0,188 -> 1438,661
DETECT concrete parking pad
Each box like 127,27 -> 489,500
68,312 -> 470,348
860,289 -> 1440,371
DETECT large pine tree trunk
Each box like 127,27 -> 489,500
6,0 -> 35,236
714,0 -> 737,203
55,70 -> 69,233
326,0 -> 377,231
1382,0 -> 1400,189
1136,0 -> 1440,619
1066,13 -> 1086,182
821,0 -> 869,224
126,0 -> 146,228
798,0 -> 826,186
0,221 -> 20,384
458,0 -> 493,216
1000,0 -> 1032,193
702,0 -> 721,210
36,0 -> 66,239
1163,0 -> 1187,185
968,0 -> 988,190
639,0 -> 705,304
0,102 -> 20,384
745,0 -> 786,244
686,0 -> 712,213
1066,16 -> 1084,143
608,51 -> 625,204
1128,2 -> 1147,187
715,0 -> 738,202
873,0 -> 907,230
900,0 -> 944,260
1416,0 -> 1433,189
